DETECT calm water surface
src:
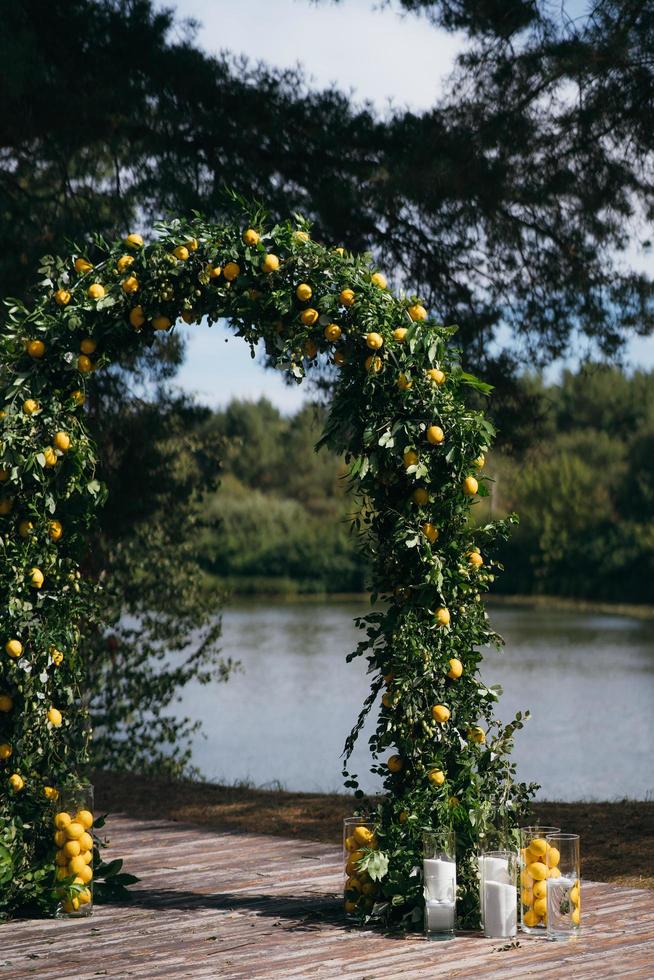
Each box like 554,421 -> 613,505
175,600 -> 654,800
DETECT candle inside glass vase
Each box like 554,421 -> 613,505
479,850 -> 517,938
423,829 -> 456,941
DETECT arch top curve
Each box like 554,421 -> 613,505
0,206 -> 527,926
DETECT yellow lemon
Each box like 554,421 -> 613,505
48,520 -> 63,542
70,389 -> 85,406
18,520 -> 33,538
344,834 -> 357,853
434,607 -> 450,627
78,887 -> 92,905
0,694 -> 13,712
570,884 -> 580,906
408,303 -> 427,321
381,692 -> 393,708
55,849 -> 68,866
43,446 -> 58,467
121,275 -> 139,294
533,880 -> 546,900
339,288 -> 355,306
54,812 -> 71,830
523,908 -> 539,928
9,773 -> 24,791
43,786 -> 58,800
54,289 -> 71,306
61,898 -> 80,914
116,254 -> 134,272
426,368 -> 445,385
87,283 -> 105,300
422,522 -> 439,543
27,339 -> 46,358
571,907 -> 580,926
242,228 -> 260,246
82,849 -> 93,866
399,811 -> 408,823
303,339 -> 318,359
468,726 -> 486,743
68,855 -> 86,876
412,487 -> 429,505
428,769 -> 445,786
387,754 -> 403,773
426,425 -> 444,445
129,306 -> 146,329
353,826 -> 375,847
474,453 -> 485,469
547,845 -> 560,867
345,875 -> 362,893
397,373 -> 412,390
296,283 -> 312,301
0,743 -> 12,760
223,261 -> 240,281
80,338 -> 97,355
47,707 -> 62,727
294,230 -> 310,242
533,896 -> 547,918
463,475 -> 478,496
371,272 -> 387,289
447,658 -> 463,680
152,315 -> 171,331
5,639 -> 23,658
521,886 -> 533,906
393,327 -> 407,342
345,851 -> 364,875
78,831 -> 93,852
50,648 -> 64,666
23,398 -> 39,415
527,861 -> 547,881
74,257 -> 94,273
53,432 -> 70,452
185,238 -> 198,251
77,354 -> 92,373
261,253 -> 280,272
65,822 -> 84,841
30,567 -> 44,588
403,449 -> 419,468
364,355 -> 382,373
124,233 -> 144,248
468,551 -> 483,569
300,308 -> 319,326
431,704 -> 450,723
334,350 -> 346,366
366,332 -> 383,350
529,838 -> 547,858
548,866 -> 561,879
520,868 -> 533,888
324,323 -> 341,342
75,809 -> 94,830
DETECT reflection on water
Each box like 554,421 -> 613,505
175,600 -> 654,800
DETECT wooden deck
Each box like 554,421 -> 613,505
3,814 -> 654,979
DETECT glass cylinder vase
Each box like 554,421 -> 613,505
423,828 -> 456,941
546,833 -> 581,940
479,850 -> 518,938
52,780 -> 94,917
519,825 -> 560,934
342,817 -> 377,916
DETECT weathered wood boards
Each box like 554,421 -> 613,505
2,815 -> 653,979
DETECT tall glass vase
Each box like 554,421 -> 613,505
53,780 -> 94,917
342,817 -> 377,916
519,825 -> 560,934
546,833 -> 581,940
423,828 -> 456,941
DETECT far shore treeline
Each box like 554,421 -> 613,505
198,366 -> 654,604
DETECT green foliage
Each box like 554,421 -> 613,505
1,0 -> 652,395
0,205 -> 530,926
491,365 -> 654,601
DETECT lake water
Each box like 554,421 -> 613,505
175,600 -> 654,801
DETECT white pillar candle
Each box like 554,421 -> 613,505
425,899 -> 456,933
483,880 -> 517,938
423,857 -> 456,903
479,855 -> 511,886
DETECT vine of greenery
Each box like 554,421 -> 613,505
0,202 -> 534,921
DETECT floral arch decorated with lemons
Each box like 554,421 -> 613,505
0,208 -> 532,924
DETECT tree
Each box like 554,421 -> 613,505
2,0 -> 652,382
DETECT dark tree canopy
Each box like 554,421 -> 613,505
1,0 -> 653,378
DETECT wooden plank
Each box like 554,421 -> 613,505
1,814 -> 653,980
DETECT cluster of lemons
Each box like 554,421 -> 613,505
343,824 -> 379,914
53,808 -> 94,913
520,837 -> 580,928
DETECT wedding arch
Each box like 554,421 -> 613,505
0,208 -> 532,924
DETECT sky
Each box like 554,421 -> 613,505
166,0 -> 653,411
